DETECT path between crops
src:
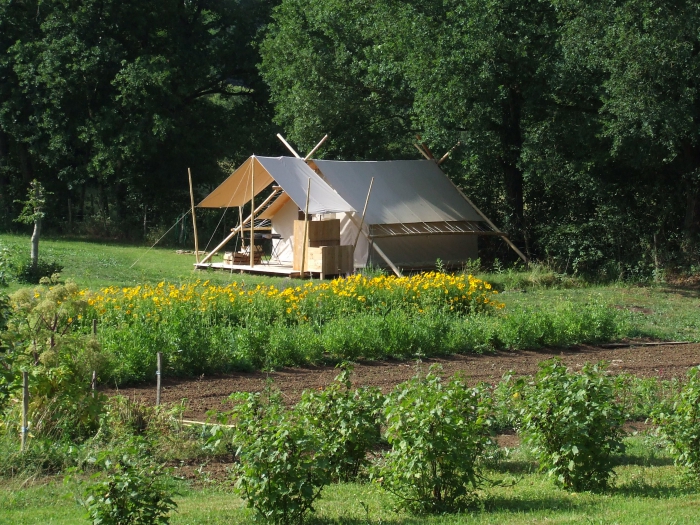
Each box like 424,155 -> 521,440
105,343 -> 700,420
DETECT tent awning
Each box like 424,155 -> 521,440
198,156 -> 355,216
312,159 -> 483,225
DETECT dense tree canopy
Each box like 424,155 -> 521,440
1,0 -> 698,275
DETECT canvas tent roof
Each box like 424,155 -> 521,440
198,156 -> 355,215
312,159 -> 483,225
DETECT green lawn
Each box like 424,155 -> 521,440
1,437 -> 698,525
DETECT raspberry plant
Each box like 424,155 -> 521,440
519,359 -> 625,491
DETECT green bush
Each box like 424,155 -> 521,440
519,359 -> 625,492
2,282 -> 105,441
13,259 -> 63,284
376,366 -> 492,514
616,374 -> 681,421
77,444 -> 177,525
220,386 -> 330,524
296,365 -> 383,481
654,366 -> 700,481
0,245 -> 11,287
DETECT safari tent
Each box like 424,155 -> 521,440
195,154 -> 524,277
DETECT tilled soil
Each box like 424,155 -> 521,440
103,343 -> 699,421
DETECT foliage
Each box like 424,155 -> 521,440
296,364 -> 383,481
1,281 -> 105,440
12,260 -> 63,284
13,180 -> 47,226
519,359 -> 625,492
214,386 -> 330,524
653,366 -> 700,481
376,366 -> 492,514
77,444 -> 177,525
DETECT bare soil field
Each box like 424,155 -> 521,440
105,343 -> 700,420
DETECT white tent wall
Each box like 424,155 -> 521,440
339,212 -> 369,268
369,235 -> 478,270
270,198 -> 298,264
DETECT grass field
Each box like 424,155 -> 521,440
1,436 -> 698,525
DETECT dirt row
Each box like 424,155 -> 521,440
104,343 -> 700,421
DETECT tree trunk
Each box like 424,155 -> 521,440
681,143 -> 700,245
499,86 -> 525,243
31,218 -> 41,270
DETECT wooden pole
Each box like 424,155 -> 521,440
250,158 -> 255,267
188,168 -> 200,263
353,177 -> 374,252
413,143 -> 432,160
198,190 -> 281,264
441,171 -> 528,264
156,352 -> 162,406
300,178 -> 311,276
304,134 -> 328,161
91,371 -> 96,398
276,134 -> 302,158
21,372 -> 28,452
347,214 -> 402,277
438,142 -> 462,165
92,318 -> 97,336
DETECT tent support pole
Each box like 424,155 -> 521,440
276,134 -> 301,158
352,177 -> 374,252
188,168 -> 200,263
199,189 -> 281,265
442,174 -> 529,264
250,157 -> 255,267
304,134 -> 328,161
347,214 -> 401,277
300,178 -> 311,277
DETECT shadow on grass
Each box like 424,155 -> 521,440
483,494 -> 584,513
486,460 -> 537,475
613,479 -> 697,498
307,518 -> 403,525
616,454 -> 674,468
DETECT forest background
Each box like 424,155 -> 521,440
1,0 -> 699,278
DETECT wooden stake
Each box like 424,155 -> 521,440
92,319 -> 97,336
21,372 -> 28,452
250,158 -> 255,267
300,178 -> 311,276
188,168 -> 200,263
91,371 -> 96,398
353,177 -> 374,252
156,352 -> 162,406
304,134 -> 328,161
198,189 -> 281,264
276,134 -> 301,158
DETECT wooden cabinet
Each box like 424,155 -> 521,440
292,219 -> 353,277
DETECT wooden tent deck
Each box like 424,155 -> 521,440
194,262 -> 332,279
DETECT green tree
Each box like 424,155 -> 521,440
0,0 -> 277,237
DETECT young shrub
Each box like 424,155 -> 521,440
519,359 -> 625,492
376,365 -> 492,514
296,365 -> 383,481
222,386 -> 330,525
2,281 -> 105,441
78,444 -> 177,525
653,366 -> 700,482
